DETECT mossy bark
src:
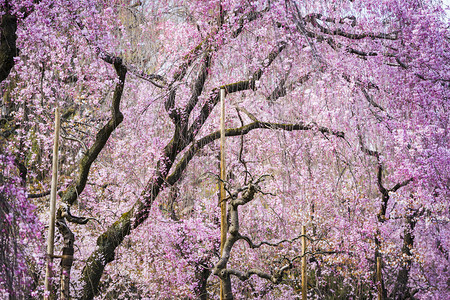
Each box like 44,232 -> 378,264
79,210 -> 133,300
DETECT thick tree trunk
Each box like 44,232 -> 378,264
78,208 -> 134,300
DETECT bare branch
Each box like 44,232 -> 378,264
59,203 -> 94,225
391,178 -> 414,193
127,65 -> 167,88
305,14 -> 398,40
226,267 -> 288,284
27,190 -> 51,198
238,233 -> 309,249
167,120 -> 343,186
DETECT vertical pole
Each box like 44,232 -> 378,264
301,225 -> 307,300
44,107 -> 60,300
377,256 -> 382,300
219,88 -> 227,300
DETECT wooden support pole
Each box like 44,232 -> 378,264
219,88 -> 227,300
301,225 -> 307,300
377,256 -> 382,300
44,107 -> 60,300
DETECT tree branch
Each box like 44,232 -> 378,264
60,57 -> 127,206
167,120 -> 343,186
27,190 -> 51,198
187,41 -> 287,139
304,14 -> 398,40
127,65 -> 166,88
238,233 -> 309,249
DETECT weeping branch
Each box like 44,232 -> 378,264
27,190 -> 51,198
239,233 -> 309,249
187,41 -> 286,140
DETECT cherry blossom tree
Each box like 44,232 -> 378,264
0,0 -> 449,299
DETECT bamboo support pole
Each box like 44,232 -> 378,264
219,88 -> 227,300
44,107 -> 60,300
301,225 -> 307,300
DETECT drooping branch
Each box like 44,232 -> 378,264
165,39 -> 213,122
184,53 -> 211,117
231,8 -> 268,38
359,136 -> 415,298
360,87 -> 386,112
58,203 -> 93,225
27,190 -> 51,198
359,138 -> 413,222
226,266 -> 290,285
238,232 -> 308,249
267,72 -> 311,102
281,10 -> 400,62
127,65 -> 166,88
53,53 -> 127,300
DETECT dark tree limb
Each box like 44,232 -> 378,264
359,137 -> 415,300
60,58 -> 127,206
53,53 -> 127,300
187,41 -> 287,140
167,119 -> 344,186
56,204 -> 98,300
304,13 -> 398,40
27,190 -> 51,198
239,232 -> 308,249
127,65 -> 166,88
231,8 -> 268,38
184,53 -> 211,117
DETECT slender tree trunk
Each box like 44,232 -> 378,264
195,266 -> 211,300
391,214 -> 416,299
374,232 -> 387,300
56,218 -> 75,300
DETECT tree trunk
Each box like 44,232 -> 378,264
195,266 -> 211,300
391,214 -> 417,299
